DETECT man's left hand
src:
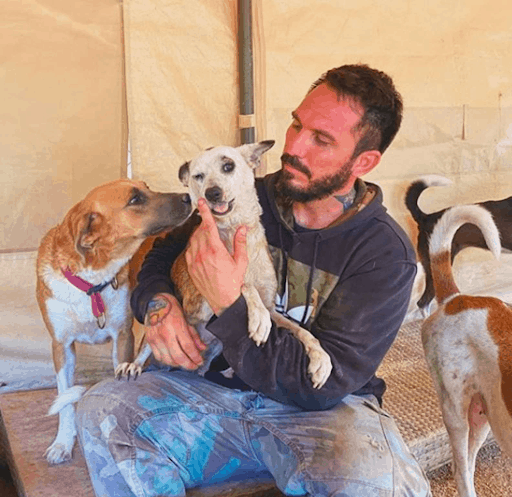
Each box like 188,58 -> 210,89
185,198 -> 248,315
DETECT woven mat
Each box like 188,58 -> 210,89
377,319 -> 493,472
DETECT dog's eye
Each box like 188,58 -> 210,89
128,192 -> 146,206
222,159 -> 235,173
192,173 -> 204,182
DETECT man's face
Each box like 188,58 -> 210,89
279,83 -> 364,202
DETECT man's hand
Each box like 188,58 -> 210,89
185,198 -> 249,315
145,293 -> 207,370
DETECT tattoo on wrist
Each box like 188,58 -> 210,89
145,296 -> 171,325
147,297 -> 168,312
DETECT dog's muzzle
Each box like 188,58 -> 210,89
210,199 -> 234,216
205,186 -> 234,216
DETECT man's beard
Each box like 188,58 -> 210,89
277,153 -> 353,203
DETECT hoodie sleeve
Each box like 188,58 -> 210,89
207,249 -> 416,411
130,213 -> 200,323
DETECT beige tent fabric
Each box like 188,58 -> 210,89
1,0 -> 126,251
124,0 -> 240,193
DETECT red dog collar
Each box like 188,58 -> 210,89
62,267 -> 118,329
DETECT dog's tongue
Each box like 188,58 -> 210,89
214,202 -> 229,214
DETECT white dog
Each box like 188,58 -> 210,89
119,141 -> 332,388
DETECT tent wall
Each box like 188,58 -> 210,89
124,0 -> 240,192
1,0 -> 127,252
2,1 -> 512,249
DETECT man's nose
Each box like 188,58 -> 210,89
284,126 -> 309,157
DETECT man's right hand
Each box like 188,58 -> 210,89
144,293 -> 207,370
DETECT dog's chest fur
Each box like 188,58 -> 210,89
41,259 -> 131,345
219,221 -> 277,302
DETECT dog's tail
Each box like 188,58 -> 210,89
48,385 -> 87,416
429,204 -> 501,304
405,175 -> 453,224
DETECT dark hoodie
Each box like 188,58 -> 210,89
131,171 -> 416,411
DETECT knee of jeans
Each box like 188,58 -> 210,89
76,378 -> 128,431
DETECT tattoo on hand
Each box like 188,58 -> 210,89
145,296 -> 171,326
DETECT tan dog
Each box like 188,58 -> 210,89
421,204 -> 512,497
36,179 -> 192,464
120,141 -> 332,389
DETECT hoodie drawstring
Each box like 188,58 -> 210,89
300,233 -> 320,326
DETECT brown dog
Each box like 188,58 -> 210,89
36,179 -> 191,464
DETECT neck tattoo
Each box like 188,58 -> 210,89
335,188 -> 356,211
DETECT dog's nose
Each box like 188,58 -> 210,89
205,186 -> 223,203
182,193 -> 191,204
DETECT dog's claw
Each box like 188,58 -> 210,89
45,442 -> 73,465
115,362 -> 142,381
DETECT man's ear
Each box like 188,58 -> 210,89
351,150 -> 382,177
238,140 -> 275,170
178,161 -> 190,187
75,212 -> 105,259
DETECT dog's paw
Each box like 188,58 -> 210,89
247,307 -> 272,346
115,362 -> 142,380
306,346 -> 333,389
45,441 -> 73,465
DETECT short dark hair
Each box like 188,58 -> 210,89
310,64 -> 403,156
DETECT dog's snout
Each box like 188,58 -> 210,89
182,193 -> 191,204
205,186 -> 223,203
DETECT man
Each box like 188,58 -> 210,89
77,64 -> 431,496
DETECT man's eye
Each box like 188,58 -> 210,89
193,173 -> 204,181
314,134 -> 330,146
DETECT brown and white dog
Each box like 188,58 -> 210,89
36,179 -> 192,464
118,141 -> 333,389
421,204 -> 512,497
405,174 -> 512,314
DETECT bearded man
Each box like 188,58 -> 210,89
77,64 -> 431,497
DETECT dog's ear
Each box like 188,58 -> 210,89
178,161 -> 190,187
75,212 -> 105,259
238,140 -> 275,169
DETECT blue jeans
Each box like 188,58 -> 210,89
76,370 -> 430,496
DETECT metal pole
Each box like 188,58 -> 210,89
238,0 -> 255,144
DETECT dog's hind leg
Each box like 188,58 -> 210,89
441,395 -> 478,497
46,341 -> 78,465
467,393 -> 490,479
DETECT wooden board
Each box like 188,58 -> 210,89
0,388 -> 94,497
0,388 -> 282,497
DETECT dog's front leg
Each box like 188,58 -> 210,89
116,318 -> 150,380
242,284 -> 272,346
46,340 -> 78,465
271,311 -> 332,389
113,323 -> 135,370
